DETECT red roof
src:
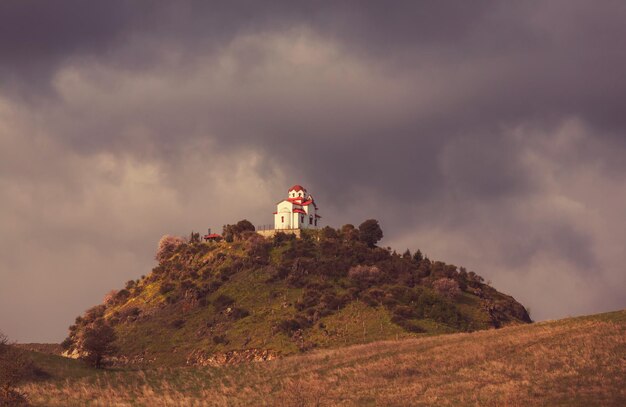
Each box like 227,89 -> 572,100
204,233 -> 221,239
288,184 -> 306,192
293,208 -> 306,214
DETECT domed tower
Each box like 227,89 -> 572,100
274,184 -> 320,230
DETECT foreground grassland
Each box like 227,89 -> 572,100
20,309 -> 626,406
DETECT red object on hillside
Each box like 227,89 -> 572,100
203,233 -> 222,241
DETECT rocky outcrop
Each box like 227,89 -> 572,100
186,348 -> 278,366
483,297 -> 532,328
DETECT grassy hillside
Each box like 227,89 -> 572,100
62,226 -> 530,366
19,309 -> 626,406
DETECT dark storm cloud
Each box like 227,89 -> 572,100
1,1 -> 625,341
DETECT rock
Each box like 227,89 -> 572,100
186,348 -> 279,366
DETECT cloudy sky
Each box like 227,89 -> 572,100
1,1 -> 625,342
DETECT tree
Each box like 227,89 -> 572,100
0,332 -> 29,405
236,219 -> 255,233
156,235 -> 185,263
223,219 -> 256,242
189,231 -> 201,244
358,219 -> 383,248
80,320 -> 117,368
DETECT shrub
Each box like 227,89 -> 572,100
118,307 -> 141,323
295,290 -> 321,311
171,319 -> 185,329
393,305 -> 415,319
390,315 -> 425,333
320,226 -> 338,240
114,289 -> 131,303
432,278 -> 462,300
0,332 -> 30,404
358,219 -> 383,247
277,319 -> 299,335
84,305 -> 106,323
213,294 -> 235,311
230,307 -> 250,320
103,290 -> 118,305
60,337 -> 74,351
159,282 -> 175,295
156,235 -> 185,263
223,220 -> 256,242
212,335 -> 228,345
348,265 -> 381,286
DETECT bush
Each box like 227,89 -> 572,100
156,235 -> 185,263
230,307 -> 250,320
348,265 -> 381,286
0,332 -> 30,405
393,305 -> 416,319
432,278 -> 462,300
171,319 -> 185,329
84,305 -> 106,323
213,294 -> 235,311
159,282 -> 175,295
277,316 -> 311,335
223,220 -> 256,242
212,335 -> 228,345
103,290 -> 118,305
390,315 -> 425,333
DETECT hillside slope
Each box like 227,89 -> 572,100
62,226 -> 530,366
21,309 -> 626,406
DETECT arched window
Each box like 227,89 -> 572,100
309,217 -> 313,225
281,216 -> 284,223
301,215 -> 304,222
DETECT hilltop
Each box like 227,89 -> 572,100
18,310 -> 626,406
61,223 -> 530,366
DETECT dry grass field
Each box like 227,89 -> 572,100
20,309 -> 626,406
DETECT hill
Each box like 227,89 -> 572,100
61,224 -> 530,366
18,309 -> 626,406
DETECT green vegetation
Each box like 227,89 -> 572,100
62,222 -> 531,367
17,310 -> 626,406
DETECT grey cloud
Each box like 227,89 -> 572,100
1,1 -> 626,341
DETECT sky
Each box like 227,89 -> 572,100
1,1 -> 625,342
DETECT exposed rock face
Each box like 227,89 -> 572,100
187,348 -> 279,366
61,348 -> 82,359
483,296 -> 532,328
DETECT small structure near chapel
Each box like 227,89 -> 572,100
203,228 -> 222,242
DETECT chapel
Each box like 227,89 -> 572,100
273,185 -> 320,230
